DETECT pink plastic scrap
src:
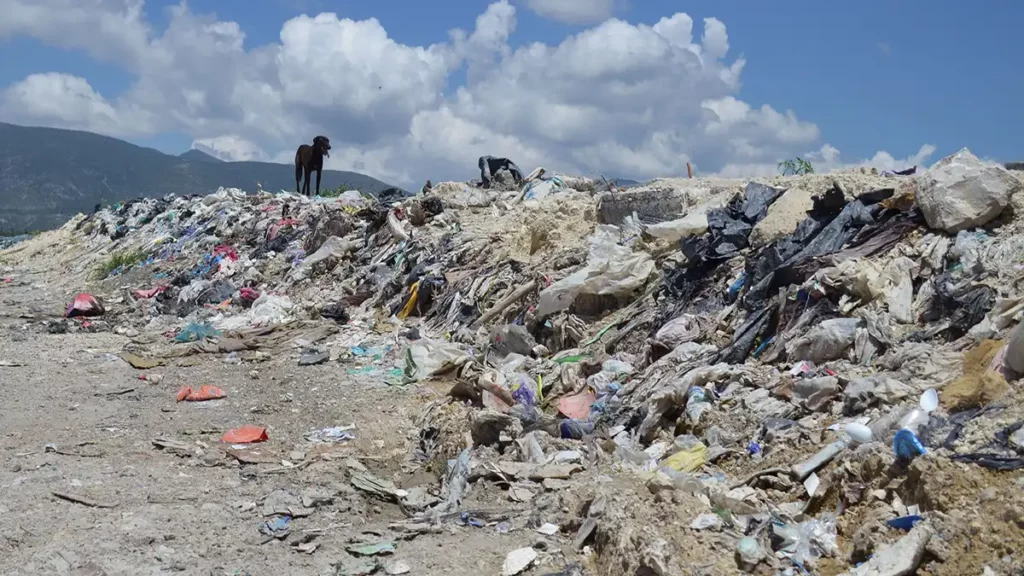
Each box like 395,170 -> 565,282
133,286 -> 167,299
239,287 -> 261,302
66,293 -> 105,318
267,218 -> 301,241
213,244 -> 239,261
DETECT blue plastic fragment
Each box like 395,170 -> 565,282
460,512 -> 484,528
893,428 -> 927,460
728,272 -> 746,295
260,515 -> 291,538
752,337 -> 774,358
887,515 -> 924,531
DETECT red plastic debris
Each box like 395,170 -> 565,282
221,425 -> 268,444
239,287 -> 261,302
66,293 -> 105,318
213,244 -> 239,261
176,385 -> 227,402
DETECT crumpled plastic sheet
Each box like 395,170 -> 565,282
404,339 -> 472,381
536,225 -> 655,318
636,364 -> 752,442
653,314 -> 701,349
785,317 -> 862,364
770,515 -> 838,565
423,448 -> 472,518
213,294 -> 294,330
877,342 -> 963,390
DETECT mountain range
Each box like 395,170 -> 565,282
0,122 -> 400,233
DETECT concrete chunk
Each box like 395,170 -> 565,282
843,524 -> 933,576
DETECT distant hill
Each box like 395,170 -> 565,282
179,149 -> 224,163
0,122 -> 403,233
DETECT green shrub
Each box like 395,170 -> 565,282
778,157 -> 814,176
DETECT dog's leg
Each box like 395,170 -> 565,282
304,166 -> 312,197
295,162 -> 302,194
315,168 -> 322,197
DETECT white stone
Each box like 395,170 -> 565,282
917,148 -> 1021,233
502,547 -> 538,576
385,560 -> 411,575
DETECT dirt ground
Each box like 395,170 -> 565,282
0,275 -> 564,576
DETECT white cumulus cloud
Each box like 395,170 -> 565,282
0,0 -> 935,189
0,72 -> 154,136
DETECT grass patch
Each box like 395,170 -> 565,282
93,249 -> 147,279
778,157 -> 814,176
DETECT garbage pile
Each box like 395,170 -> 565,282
7,148 -> 1024,575
0,234 -> 30,250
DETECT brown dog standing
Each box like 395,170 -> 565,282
295,135 -> 332,197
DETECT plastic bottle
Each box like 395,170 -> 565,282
893,389 -> 937,460
685,386 -> 712,424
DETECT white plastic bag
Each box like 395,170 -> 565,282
536,225 -> 655,318
645,212 -> 709,243
1005,320 -> 1024,374
303,236 -> 359,267
405,339 -> 472,380
248,294 -> 294,327
654,314 -> 700,348
786,318 -> 862,363
522,178 -> 563,201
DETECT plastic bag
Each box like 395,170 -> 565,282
654,314 -> 700,348
662,442 -> 708,473
880,257 -> 916,324
645,212 -> 709,243
405,339 -> 472,381
249,294 -> 294,326
1005,321 -> 1024,374
536,225 -> 654,318
950,230 -> 987,272
771,516 -> 838,565
66,293 -> 105,318
303,236 -> 358,267
522,178 -> 563,201
786,318 -> 862,363
510,373 -> 537,406
336,190 -> 368,208
175,322 -> 221,343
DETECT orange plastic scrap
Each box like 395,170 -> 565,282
176,385 -> 227,402
558,390 -> 597,420
222,425 -> 268,444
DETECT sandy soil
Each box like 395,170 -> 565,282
0,278 -> 556,576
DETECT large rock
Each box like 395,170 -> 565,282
918,148 -> 1021,232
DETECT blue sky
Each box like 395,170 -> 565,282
0,0 -> 1019,184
